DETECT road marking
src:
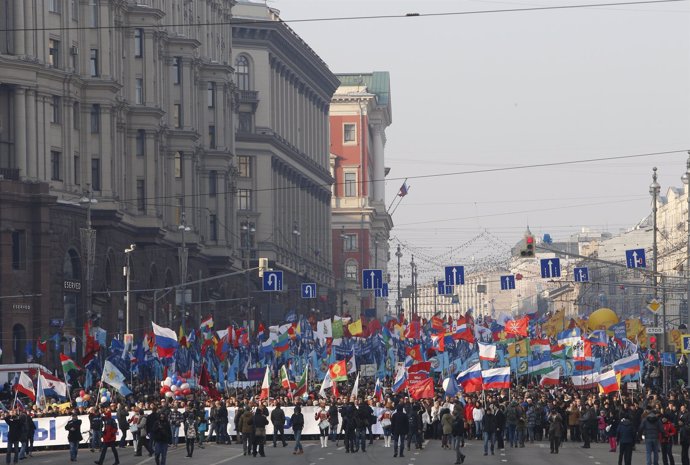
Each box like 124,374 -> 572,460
337,447 -> 344,450
588,456 -> 594,459
501,460 -> 508,463
411,458 -> 416,461
327,452 -> 332,455
207,453 -> 245,465
501,453 -> 506,456
319,458 -> 325,460
595,463 -> 601,464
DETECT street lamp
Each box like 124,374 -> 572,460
124,244 -> 136,335
681,153 -> 690,383
396,245 -> 402,314
178,212 -> 191,324
79,187 -> 98,347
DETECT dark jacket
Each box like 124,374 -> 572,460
270,407 -> 285,427
639,414 -> 663,442
451,412 -> 465,437
151,417 -> 173,444
328,405 -> 339,425
253,411 -> 268,437
391,406 -> 409,435
482,411 -> 497,434
66,417 -> 83,442
4,415 -> 23,442
291,407 -> 304,431
617,418 -> 636,445
217,404 -> 228,424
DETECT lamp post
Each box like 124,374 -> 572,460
241,219 -> 256,319
396,245 -> 402,315
292,223 -> 301,315
124,244 -> 136,335
650,167 -> 664,389
178,211 -> 191,325
79,186 -> 97,355
682,153 -> 690,383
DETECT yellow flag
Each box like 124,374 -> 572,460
626,318 -> 644,340
508,339 -> 530,358
348,319 -> 363,336
542,309 -> 565,338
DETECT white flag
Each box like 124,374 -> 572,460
318,372 -> 332,398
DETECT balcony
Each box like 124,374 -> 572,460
238,90 -> 259,104
0,167 -> 20,180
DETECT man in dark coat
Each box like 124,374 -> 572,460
391,404 -> 409,458
66,412 -> 83,461
252,407 -> 268,457
151,413 -> 172,465
4,410 -> 23,464
617,414 -> 636,465
341,401 -> 357,453
270,402 -> 287,448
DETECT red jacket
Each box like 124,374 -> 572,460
661,422 -> 677,444
464,404 -> 474,422
103,421 -> 118,443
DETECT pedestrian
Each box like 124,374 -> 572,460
505,401 -> 519,448
473,401 -> 485,440
315,400 -> 330,448
441,408 -> 453,449
88,408 -> 103,453
355,400 -> 370,452
661,415 -> 677,465
183,408 -> 198,458
495,404 -> 506,451
341,401 -> 357,453
291,405 -> 304,455
134,408 -> 153,457
639,410 -> 663,465
128,409 -> 141,453
239,404 -> 254,456
216,401 -> 229,445
66,411 -> 83,462
4,409 -> 22,464
617,414 -> 636,465
94,411 -> 119,465
548,409 -> 563,454
328,401 -> 339,443
17,410 -> 29,460
452,406 -> 466,465
483,405 -> 497,456
169,405 -> 183,449
117,404 -> 128,448
270,401 -> 287,448
151,413 -> 172,465
379,402 -> 393,448
679,420 -> 690,465
252,405 -> 268,457
391,404 -> 408,458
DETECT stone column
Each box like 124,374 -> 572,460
371,124 -> 386,203
14,88 -> 26,178
24,0 -> 33,58
100,106 -> 112,195
25,89 -> 36,179
13,0 -> 24,56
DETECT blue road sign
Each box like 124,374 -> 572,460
662,352 -> 677,367
444,266 -> 465,286
438,281 -> 446,295
574,267 -> 589,283
626,248 -> 646,269
263,271 -> 283,291
301,283 -> 316,299
540,258 -> 561,278
375,283 -> 389,298
362,269 -> 383,289
500,275 -> 515,290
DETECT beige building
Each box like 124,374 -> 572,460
232,2 -> 340,319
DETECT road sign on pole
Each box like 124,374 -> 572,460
682,335 -> 690,354
444,266 -> 465,286
500,275 -> 515,290
540,258 -> 561,278
574,267 -> 589,283
362,269 -> 383,289
301,283 -> 316,299
262,271 -> 283,292
646,327 -> 663,334
375,283 -> 389,298
625,248 -> 646,269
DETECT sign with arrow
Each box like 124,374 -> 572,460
262,271 -> 283,292
626,248 -> 646,269
574,267 -> 589,283
301,283 -> 316,299
540,258 -> 561,278
444,266 -> 465,286
437,281 -> 453,295
375,283 -> 389,298
500,275 -> 515,290
362,269 -> 383,289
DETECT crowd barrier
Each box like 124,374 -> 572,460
0,406 -> 386,450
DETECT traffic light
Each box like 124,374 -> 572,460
649,336 -> 657,351
520,234 -> 535,257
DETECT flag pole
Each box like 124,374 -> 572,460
12,386 -> 18,409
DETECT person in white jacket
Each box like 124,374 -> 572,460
472,402 -> 485,440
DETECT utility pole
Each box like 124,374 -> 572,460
410,255 -> 417,318
683,153 -> 690,385
79,185 -> 97,355
396,245 -> 402,315
178,209 -> 191,326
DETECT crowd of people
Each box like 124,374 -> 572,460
3,381 -> 690,465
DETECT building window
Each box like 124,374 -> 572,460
234,55 -> 250,90
73,154 -> 80,185
209,214 -> 218,242
238,112 -> 253,133
71,0 -> 78,21
173,104 -> 182,128
238,156 -> 251,177
90,104 -> 100,133
89,0 -> 98,27
72,102 -> 80,130
343,233 -> 358,251
172,57 -> 181,85
50,96 -> 61,124
11,230 -> 26,270
237,189 -> 252,211
136,179 -> 145,212
344,123 -> 356,143
89,49 -> 99,77
49,0 -> 61,13
208,125 -> 216,149
134,28 -> 143,58
135,78 -> 143,104
50,150 -> 62,180
135,130 -> 145,157
174,152 -> 183,178
208,170 -> 217,197
344,172 -> 357,197
207,82 -> 215,108
91,158 -> 101,191
345,260 -> 358,281
48,39 -> 60,67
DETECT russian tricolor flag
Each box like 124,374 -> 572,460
482,366 -> 511,390
613,353 -> 641,377
457,362 -> 483,393
152,322 -> 179,358
392,365 -> 408,393
598,369 -> 619,394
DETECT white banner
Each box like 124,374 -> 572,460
0,406 -> 385,450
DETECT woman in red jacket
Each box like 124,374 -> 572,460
661,415 -> 677,465
95,411 -> 120,465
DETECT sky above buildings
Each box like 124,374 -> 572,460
275,0 -> 690,281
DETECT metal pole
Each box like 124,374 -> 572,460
125,252 -> 131,335
683,153 -> 690,384
396,245 -> 402,315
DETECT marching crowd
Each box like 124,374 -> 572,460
4,382 -> 690,465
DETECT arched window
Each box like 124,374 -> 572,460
345,259 -> 358,281
235,55 -> 250,91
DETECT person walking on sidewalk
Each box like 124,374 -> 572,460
94,411 -> 119,465
65,412 -> 83,462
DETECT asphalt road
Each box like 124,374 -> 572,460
21,438 -> 648,465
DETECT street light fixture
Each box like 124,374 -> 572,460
124,244 -> 136,336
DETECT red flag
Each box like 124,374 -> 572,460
408,377 -> 435,400
404,321 -> 421,339
505,317 -> 529,337
430,316 -> 445,332
406,345 -> 423,362
408,361 -> 432,373
199,363 -> 221,400
82,320 -> 100,365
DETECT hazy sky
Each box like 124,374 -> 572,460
273,0 -> 690,281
